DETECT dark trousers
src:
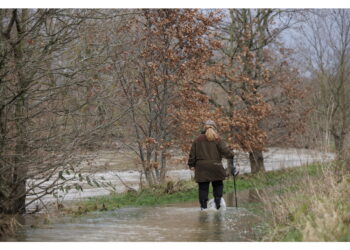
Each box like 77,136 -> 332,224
198,180 -> 223,208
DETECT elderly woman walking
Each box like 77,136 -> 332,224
188,120 -> 235,210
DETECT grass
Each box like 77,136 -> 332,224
62,162 -> 325,216
0,215 -> 22,239
261,161 -> 350,241
63,180 -> 198,215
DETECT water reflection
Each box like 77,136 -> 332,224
196,211 -> 224,241
11,200 -> 263,242
3,187 -> 269,242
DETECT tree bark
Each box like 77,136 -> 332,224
11,9 -> 29,214
333,132 -> 345,159
160,150 -> 167,183
249,150 -> 265,174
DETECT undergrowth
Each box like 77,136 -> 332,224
0,215 -> 21,239
261,161 -> 350,241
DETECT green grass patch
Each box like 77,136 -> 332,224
65,180 -> 199,215
225,162 -> 323,192
282,227 -> 303,241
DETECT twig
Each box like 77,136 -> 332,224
115,173 -> 137,192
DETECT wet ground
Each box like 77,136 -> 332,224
6,147 -> 332,242
10,190 -> 266,242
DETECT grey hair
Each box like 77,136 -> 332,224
204,120 -> 217,130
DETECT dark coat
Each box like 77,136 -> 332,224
188,133 -> 234,183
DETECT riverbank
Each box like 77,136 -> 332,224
25,147 -> 335,210
2,161 -> 341,241
61,162 -> 324,216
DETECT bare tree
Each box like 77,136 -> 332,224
297,9 -> 350,157
0,9 -> 132,214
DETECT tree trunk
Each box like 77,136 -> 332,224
333,132 -> 345,160
144,172 -> 153,186
143,163 -> 154,186
159,150 -> 167,183
249,150 -> 265,174
11,9 -> 29,214
154,151 -> 160,181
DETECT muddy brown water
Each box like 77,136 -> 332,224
7,190 -> 266,242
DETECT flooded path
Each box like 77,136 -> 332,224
8,147 -> 333,242
13,191 -> 265,242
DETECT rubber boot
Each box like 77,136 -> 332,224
214,197 -> 221,210
200,199 -> 208,210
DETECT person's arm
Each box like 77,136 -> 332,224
188,141 -> 196,169
217,139 -> 234,159
217,139 -> 238,176
228,158 -> 239,176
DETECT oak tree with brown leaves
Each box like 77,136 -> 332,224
115,9 -> 221,185
206,9 -> 307,173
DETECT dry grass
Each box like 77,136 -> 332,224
0,214 -> 22,239
261,162 -> 350,241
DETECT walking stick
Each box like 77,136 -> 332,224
231,157 -> 239,208
233,174 -> 238,208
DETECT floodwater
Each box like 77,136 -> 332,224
11,190 -> 265,242
8,147 -> 332,242
25,147 -> 335,211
